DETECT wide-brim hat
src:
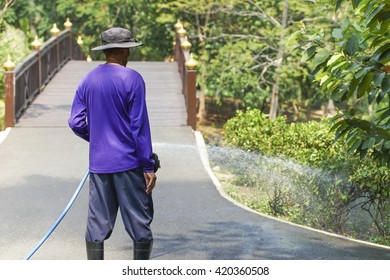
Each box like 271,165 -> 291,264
91,27 -> 143,51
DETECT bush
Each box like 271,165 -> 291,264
224,108 -> 352,169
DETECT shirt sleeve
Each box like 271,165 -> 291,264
128,76 -> 155,173
68,85 -> 90,142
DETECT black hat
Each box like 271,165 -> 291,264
91,27 -> 143,51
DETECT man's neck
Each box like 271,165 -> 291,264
106,58 -> 125,66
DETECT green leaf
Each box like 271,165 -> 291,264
331,61 -> 348,72
327,53 -> 343,66
332,87 -> 347,101
382,77 -> 390,94
352,23 -> 363,32
352,0 -> 362,9
287,30 -> 302,45
360,148 -> 368,160
378,108 -> 390,123
362,137 -> 375,150
346,130 -> 359,145
379,48 -> 390,64
365,3 -> 385,25
373,72 -> 386,87
306,46 -> 317,57
349,76 -> 362,96
332,28 -> 343,39
355,119 -> 374,132
377,128 -> 390,140
336,0 -> 343,11
312,49 -> 332,66
348,138 -> 362,154
380,18 -> 390,34
320,74 -> 331,86
376,90 -> 387,104
357,72 -> 374,99
368,88 -> 378,104
334,124 -> 350,142
347,63 -> 361,72
355,67 -> 372,79
302,46 -> 317,63
346,35 -> 359,55
372,43 -> 390,61
363,1 -> 376,18
355,0 -> 371,14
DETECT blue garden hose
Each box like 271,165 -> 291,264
24,170 -> 90,260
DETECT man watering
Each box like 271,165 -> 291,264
68,27 -> 157,260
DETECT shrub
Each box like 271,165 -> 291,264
224,108 -> 352,169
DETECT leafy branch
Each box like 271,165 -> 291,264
295,0 -> 390,166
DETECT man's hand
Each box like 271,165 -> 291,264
144,172 -> 157,194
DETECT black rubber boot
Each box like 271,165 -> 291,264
86,241 -> 104,260
133,240 -> 153,260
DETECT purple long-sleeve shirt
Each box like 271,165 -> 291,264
68,64 -> 155,173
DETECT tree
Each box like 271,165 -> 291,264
296,0 -> 390,166
0,0 -> 15,23
56,0 -> 172,60
3,0 -> 57,40
160,0 -> 338,121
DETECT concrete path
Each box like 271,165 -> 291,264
0,60 -> 390,260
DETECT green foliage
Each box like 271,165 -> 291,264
2,0 -> 173,60
295,0 -> 390,166
351,163 -> 390,237
3,0 -> 56,41
224,108 -> 349,169
161,0 -> 335,111
55,0 -> 173,60
203,40 -> 267,107
223,108 -> 390,241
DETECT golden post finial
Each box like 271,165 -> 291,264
185,54 -> 198,70
77,35 -> 84,45
86,55 -> 92,62
50,23 -> 60,36
3,55 -> 16,71
181,36 -> 191,50
64,18 -> 73,30
177,26 -> 187,38
31,36 -> 42,50
174,19 -> 183,31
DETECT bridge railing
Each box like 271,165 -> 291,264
173,20 -> 198,130
2,20 -> 86,128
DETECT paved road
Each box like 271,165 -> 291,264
1,126 -> 390,260
0,60 -> 390,260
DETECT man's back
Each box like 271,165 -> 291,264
69,64 -> 155,174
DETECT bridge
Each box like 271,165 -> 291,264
1,21 -> 390,260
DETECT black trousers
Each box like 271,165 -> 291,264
85,168 -> 154,243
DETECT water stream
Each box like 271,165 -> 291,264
206,145 -> 373,239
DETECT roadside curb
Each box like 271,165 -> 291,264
193,130 -> 390,251
0,127 -> 11,145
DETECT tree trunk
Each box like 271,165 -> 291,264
269,0 -> 288,119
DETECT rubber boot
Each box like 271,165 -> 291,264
86,241 -> 104,260
133,240 -> 153,260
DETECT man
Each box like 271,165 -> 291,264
68,27 -> 157,260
